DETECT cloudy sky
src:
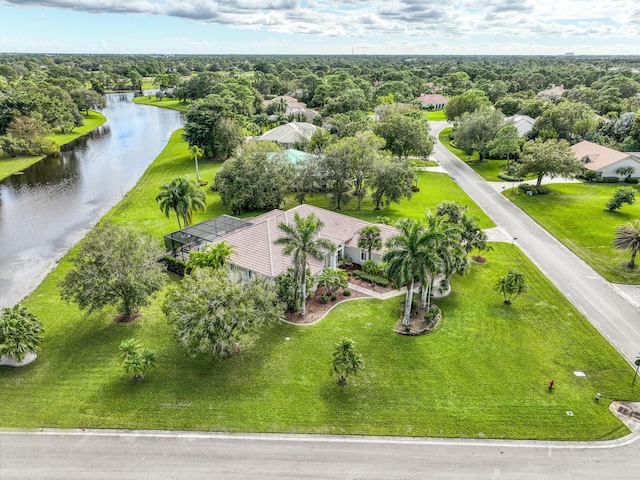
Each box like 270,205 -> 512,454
0,0 -> 638,55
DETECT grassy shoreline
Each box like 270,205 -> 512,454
0,111 -> 107,181
1,127 -> 637,440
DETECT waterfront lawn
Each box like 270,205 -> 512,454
507,183 -> 640,284
132,95 -> 190,112
0,111 -> 106,181
438,127 -> 509,182
2,243 -> 636,440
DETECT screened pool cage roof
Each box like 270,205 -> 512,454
164,215 -> 250,259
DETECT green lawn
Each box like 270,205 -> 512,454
0,111 -> 106,181
507,183 -> 640,284
2,242 -> 635,439
423,110 -> 448,121
132,95 -> 190,112
438,127 -> 510,182
3,127 -> 635,440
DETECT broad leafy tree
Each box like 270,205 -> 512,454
69,88 -> 106,115
320,142 -> 354,210
495,270 -> 528,305
274,213 -> 336,316
487,124 -> 521,171
0,304 -> 44,363
370,159 -> 415,210
156,176 -> 206,229
164,269 -> 283,359
517,139 -> 581,187
453,108 -> 505,161
332,338 -> 363,386
612,220 -> 640,269
374,114 -> 434,159
444,90 -> 491,121
59,222 -> 165,320
606,186 -> 636,211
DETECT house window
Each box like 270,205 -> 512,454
360,250 -> 368,261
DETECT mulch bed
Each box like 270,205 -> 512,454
114,312 -> 142,323
284,286 -> 370,325
394,304 -> 442,336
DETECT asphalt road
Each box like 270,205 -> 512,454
430,122 -> 640,365
1,430 -> 639,480
3,125 -> 640,479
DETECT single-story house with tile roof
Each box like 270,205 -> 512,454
165,205 -> 397,281
259,122 -> 321,148
264,95 -> 320,123
417,93 -> 449,110
571,141 -> 640,179
505,114 -> 535,137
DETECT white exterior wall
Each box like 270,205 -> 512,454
597,157 -> 640,178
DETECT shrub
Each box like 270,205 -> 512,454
160,255 -> 190,276
343,289 -> 351,296
330,294 -> 337,301
352,270 -> 389,287
582,170 -> 598,182
497,172 -> 522,181
424,305 -> 440,323
518,184 -> 551,195
625,177 -> 639,184
602,176 -> 620,183
606,186 -> 636,211
320,294 -> 330,304
361,260 -> 384,276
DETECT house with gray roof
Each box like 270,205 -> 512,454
505,114 -> 535,137
259,122 -> 321,148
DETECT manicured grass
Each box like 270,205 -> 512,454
507,183 -> 640,284
423,110 -> 447,121
132,95 -> 190,113
438,127 -> 510,182
0,111 -> 106,181
2,242 -> 636,440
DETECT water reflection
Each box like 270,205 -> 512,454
0,93 -> 184,307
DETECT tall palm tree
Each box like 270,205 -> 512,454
0,304 -> 44,363
357,225 -> 382,260
156,177 -> 206,229
190,145 -> 204,184
383,218 -> 435,327
613,219 -> 640,268
274,213 -> 336,316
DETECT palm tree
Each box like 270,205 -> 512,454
357,225 -> 382,261
383,218 -> 434,327
0,304 -> 44,363
190,145 -> 204,184
613,219 -> 640,268
156,177 -> 206,229
187,241 -> 234,271
332,338 -> 363,386
495,270 -> 528,305
119,338 -> 157,381
274,213 -> 336,316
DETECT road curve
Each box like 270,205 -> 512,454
1,429 -> 639,480
430,122 -> 640,365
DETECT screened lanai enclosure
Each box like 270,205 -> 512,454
164,214 -> 250,261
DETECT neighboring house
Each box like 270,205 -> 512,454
505,114 -> 535,137
259,122 -> 321,148
536,84 -> 565,99
164,204 -> 397,280
264,95 -> 320,123
416,93 -> 449,110
571,140 -> 640,179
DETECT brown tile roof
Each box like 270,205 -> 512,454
417,94 -> 449,104
571,140 -> 632,170
212,205 -> 397,278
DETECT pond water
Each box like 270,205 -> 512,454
0,93 -> 184,307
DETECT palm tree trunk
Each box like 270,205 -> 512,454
420,283 -> 427,308
427,274 -> 433,310
195,156 -> 200,184
630,248 -> 638,268
300,265 -> 307,316
403,278 -> 414,326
